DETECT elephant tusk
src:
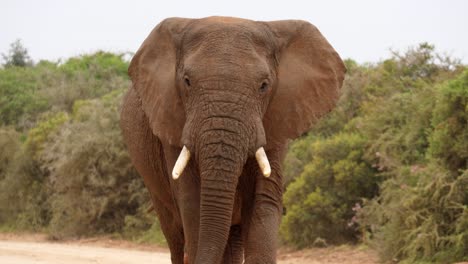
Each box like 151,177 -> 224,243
255,147 -> 271,177
172,146 -> 191,180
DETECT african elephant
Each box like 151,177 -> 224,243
120,16 -> 345,264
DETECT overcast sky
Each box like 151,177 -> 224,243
1,0 -> 467,64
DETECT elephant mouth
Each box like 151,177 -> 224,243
172,145 -> 271,179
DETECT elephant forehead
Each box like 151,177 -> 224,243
182,19 -> 275,55
183,49 -> 271,81
181,28 -> 273,79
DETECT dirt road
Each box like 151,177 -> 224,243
0,240 -> 171,264
0,235 -> 378,264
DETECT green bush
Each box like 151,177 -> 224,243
41,91 -> 146,238
0,144 -> 48,230
0,66 -> 49,128
60,51 -> 129,78
0,50 -> 160,240
0,128 -> 22,223
25,112 -> 69,157
0,112 -> 68,229
123,205 -> 167,245
361,165 -> 467,263
42,52 -> 130,113
359,70 -> 468,263
428,69 -> 468,172
281,45 -> 466,263
281,133 -> 378,247
0,128 -> 21,181
0,51 -> 129,130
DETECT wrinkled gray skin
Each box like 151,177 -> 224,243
120,16 -> 345,264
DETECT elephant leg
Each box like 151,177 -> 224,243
222,225 -> 243,264
178,181 -> 200,264
243,198 -> 281,263
242,153 -> 284,264
121,89 -> 186,263
152,201 -> 185,264
162,144 -> 201,264
243,193 -> 281,263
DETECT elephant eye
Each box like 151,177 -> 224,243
259,82 -> 269,92
184,76 -> 191,87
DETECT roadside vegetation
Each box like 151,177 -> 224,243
0,40 -> 466,263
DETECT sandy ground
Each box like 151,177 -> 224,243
0,240 -> 171,264
0,233 -> 379,264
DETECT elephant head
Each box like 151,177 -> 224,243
128,17 -> 345,263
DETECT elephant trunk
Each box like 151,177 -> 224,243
196,166 -> 240,263
194,120 -> 248,264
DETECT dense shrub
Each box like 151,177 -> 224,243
428,70 -> 468,172
40,90 -> 150,238
0,112 -> 69,229
358,70 -> 468,263
281,44 -> 467,263
0,128 -> 21,181
0,66 -> 49,128
0,128 -> 22,223
0,51 -> 162,241
281,133 -> 378,246
0,51 -> 129,130
360,165 -> 467,263
0,144 -> 48,230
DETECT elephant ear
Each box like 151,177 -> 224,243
128,18 -> 192,146
263,20 -> 346,148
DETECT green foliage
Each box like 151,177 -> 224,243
0,128 -> 22,223
25,112 -> 69,157
1,39 -> 33,67
0,126 -> 48,230
281,44 -> 467,263
0,128 -> 20,181
0,51 -> 129,130
360,165 -> 467,263
281,133 -> 378,246
0,145 -> 48,230
0,66 -> 49,127
357,85 -> 436,172
60,51 -> 129,78
123,206 -> 167,245
428,70 -> 468,172
40,51 -> 130,114
0,50 -> 162,241
355,60 -> 468,262
41,91 -> 144,238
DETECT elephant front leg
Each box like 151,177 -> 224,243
165,144 -> 201,264
243,155 -> 283,264
151,201 -> 185,264
222,225 -> 243,264
177,176 -> 200,264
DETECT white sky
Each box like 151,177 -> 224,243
1,0 -> 467,63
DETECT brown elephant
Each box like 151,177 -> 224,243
120,16 -> 345,264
